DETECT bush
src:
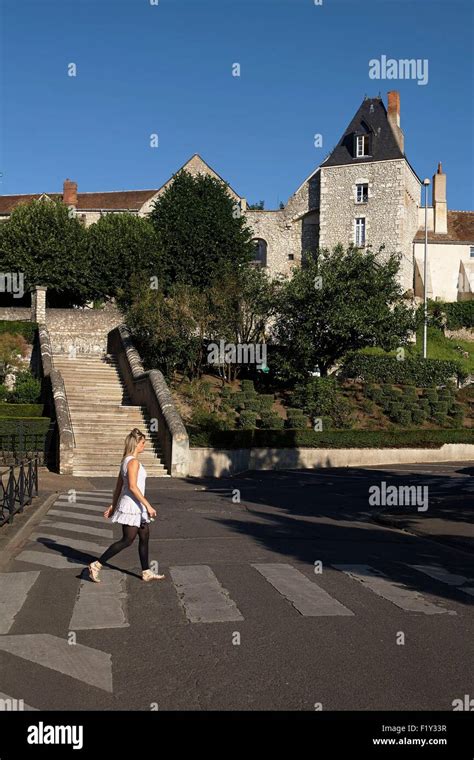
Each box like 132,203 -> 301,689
431,401 -> 448,416
0,384 -> 8,401
392,408 -> 412,425
259,394 -> 275,410
260,412 -> 284,430
450,402 -> 464,417
243,397 -> 261,413
388,402 -> 403,419
440,301 -> 474,330
0,321 -> 37,343
419,398 -> 431,414
401,385 -> 417,400
285,415 -> 308,429
0,417 -> 50,436
239,411 -> 258,429
241,380 -> 255,393
292,378 -> 337,417
364,384 -> 377,399
360,398 -> 375,414
412,409 -> 426,425
221,386 -> 232,398
342,353 -> 463,385
371,388 -> 383,404
7,372 -> 41,403
433,413 -> 448,427
424,389 -> 438,404
190,409 -> 229,432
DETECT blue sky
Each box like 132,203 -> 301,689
1,0 -> 473,209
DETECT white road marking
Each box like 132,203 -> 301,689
69,569 -> 128,630
410,565 -> 474,598
170,565 -> 243,623
252,563 -> 354,616
0,572 -> 40,633
333,564 -> 455,614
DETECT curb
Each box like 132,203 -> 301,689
0,491 -> 58,572
371,510 -> 473,557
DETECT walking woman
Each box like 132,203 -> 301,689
88,428 -> 165,583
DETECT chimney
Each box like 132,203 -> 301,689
63,178 -> 77,208
432,162 -> 447,234
387,91 -> 404,153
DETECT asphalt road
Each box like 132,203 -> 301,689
0,462 -> 472,711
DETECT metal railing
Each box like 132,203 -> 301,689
0,456 -> 39,527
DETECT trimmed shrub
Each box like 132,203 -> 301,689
342,353 -> 463,385
260,412 -> 284,430
0,417 -> 50,436
398,410 -> 412,426
221,386 -> 232,398
239,411 -> 258,429
419,398 -> 431,414
285,415 -> 308,429
371,388 -> 383,404
388,402 -> 403,420
424,389 -> 438,404
433,413 -> 448,427
243,397 -> 261,413
431,401 -> 448,416
259,394 -> 275,410
189,428 -> 473,449
241,380 -> 255,393
450,402 -> 464,417
401,385 -> 417,400
412,409 -> 426,425
190,409 -> 228,432
0,403 -> 44,417
364,384 -> 377,399
360,398 -> 375,414
292,377 -> 337,417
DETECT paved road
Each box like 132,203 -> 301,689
0,462 -> 472,711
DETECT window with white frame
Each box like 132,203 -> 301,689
470,246 -> 474,258
356,183 -> 369,203
356,135 -> 369,157
355,217 -> 366,247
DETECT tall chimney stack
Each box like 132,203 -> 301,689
63,178 -> 78,208
387,91 -> 404,153
432,162 -> 447,234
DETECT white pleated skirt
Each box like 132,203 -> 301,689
111,494 -> 150,528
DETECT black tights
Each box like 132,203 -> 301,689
98,523 -> 150,571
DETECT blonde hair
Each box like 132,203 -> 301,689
123,428 -> 146,457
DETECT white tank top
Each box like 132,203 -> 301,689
121,455 -> 147,505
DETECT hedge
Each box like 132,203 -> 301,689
342,354 -> 463,385
189,428 -> 474,449
441,301 -> 474,330
0,417 -> 51,436
0,321 -> 37,343
0,403 -> 44,418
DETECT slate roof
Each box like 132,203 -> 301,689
321,96 -> 405,167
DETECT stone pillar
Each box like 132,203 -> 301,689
31,286 -> 47,323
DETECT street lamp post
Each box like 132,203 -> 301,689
422,179 -> 430,359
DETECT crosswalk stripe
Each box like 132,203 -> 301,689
40,520 -> 113,539
14,551 -> 84,570
69,570 -> 128,630
410,565 -> 474,598
170,565 -> 243,623
333,564 -> 455,614
47,509 -> 110,524
0,692 -> 37,711
252,563 -> 354,616
29,533 -> 109,556
52,502 -> 108,513
0,634 -> 113,692
0,572 -> 40,633
56,496 -> 112,505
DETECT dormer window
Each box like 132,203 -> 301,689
356,135 -> 370,157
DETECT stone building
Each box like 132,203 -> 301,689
0,91 -> 472,300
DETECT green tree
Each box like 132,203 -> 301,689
274,246 -> 416,377
148,171 -> 255,291
0,198 -> 90,305
88,213 -> 162,303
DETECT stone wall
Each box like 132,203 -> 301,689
46,308 -> 123,354
0,307 -> 31,321
319,158 -> 419,291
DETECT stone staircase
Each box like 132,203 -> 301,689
52,354 -> 168,477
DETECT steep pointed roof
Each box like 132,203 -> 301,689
321,96 -> 405,167
156,153 -> 242,200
